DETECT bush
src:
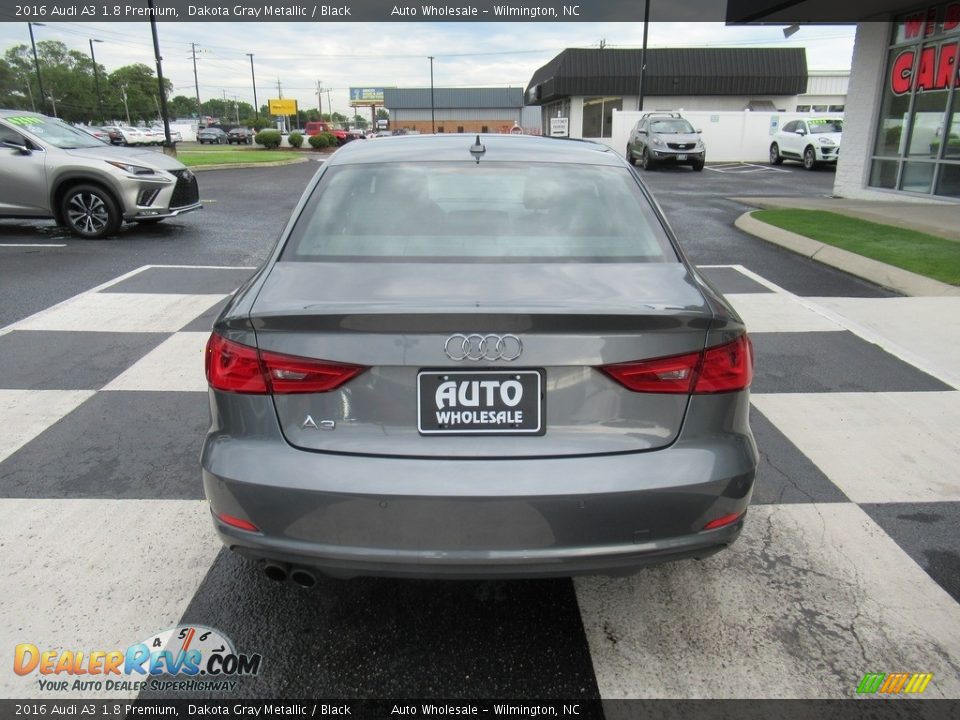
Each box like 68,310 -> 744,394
308,133 -> 329,150
288,131 -> 303,148
255,129 -> 281,149
248,117 -> 272,132
321,132 -> 338,147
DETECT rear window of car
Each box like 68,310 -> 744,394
281,162 -> 677,263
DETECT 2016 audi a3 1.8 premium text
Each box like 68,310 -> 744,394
202,134 -> 757,585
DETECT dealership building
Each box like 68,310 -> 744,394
383,88 -> 540,135
737,0 -> 959,201
526,47 -> 849,138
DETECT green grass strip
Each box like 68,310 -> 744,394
753,209 -> 960,285
177,150 -> 301,167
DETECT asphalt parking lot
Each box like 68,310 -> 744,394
1,157 -> 958,703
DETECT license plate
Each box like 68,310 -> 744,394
676,154 -> 687,161
417,370 -> 544,435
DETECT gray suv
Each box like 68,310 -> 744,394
627,112 -> 705,171
0,110 -> 202,238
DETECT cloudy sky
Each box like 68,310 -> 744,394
0,21 -> 855,115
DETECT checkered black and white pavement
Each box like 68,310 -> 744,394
1,263 -> 958,700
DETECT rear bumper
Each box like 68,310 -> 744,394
201,392 -> 757,579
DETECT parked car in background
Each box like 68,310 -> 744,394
304,121 -> 350,146
201,134 -> 756,583
75,126 -> 110,144
151,126 -> 182,143
227,127 -> 253,144
140,127 -> 162,145
100,126 -> 125,145
115,126 -> 146,145
198,127 -> 228,145
0,110 -> 202,238
627,112 -> 705,171
770,118 -> 843,170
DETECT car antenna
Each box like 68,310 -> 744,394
469,134 -> 485,164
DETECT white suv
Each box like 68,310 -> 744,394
770,118 -> 842,170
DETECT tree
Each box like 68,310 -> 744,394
168,95 -> 198,119
376,108 -> 389,120
3,41 -> 102,121
105,64 -> 170,124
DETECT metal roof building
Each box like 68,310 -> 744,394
383,87 -> 539,135
524,47 -> 830,142
526,48 -> 808,103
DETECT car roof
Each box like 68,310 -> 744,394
325,133 -> 622,166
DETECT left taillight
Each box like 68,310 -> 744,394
205,333 -> 268,394
205,333 -> 365,395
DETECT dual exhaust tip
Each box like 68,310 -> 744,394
263,561 -> 317,588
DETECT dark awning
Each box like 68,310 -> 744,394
526,47 -> 807,105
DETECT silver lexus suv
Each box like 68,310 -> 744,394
0,110 -> 202,238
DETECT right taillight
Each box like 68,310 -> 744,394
205,332 -> 366,395
600,334 -> 753,395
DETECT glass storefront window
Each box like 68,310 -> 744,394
907,83 -> 950,157
901,161 -> 936,192
935,163 -> 960,197
582,97 -> 622,138
869,6 -> 960,198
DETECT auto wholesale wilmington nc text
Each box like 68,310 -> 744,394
391,5 -> 581,17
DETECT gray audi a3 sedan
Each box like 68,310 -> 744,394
202,134 -> 757,585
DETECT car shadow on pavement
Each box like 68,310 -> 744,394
139,548 -> 602,700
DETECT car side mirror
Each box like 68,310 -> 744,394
637,129 -> 647,135
696,129 -> 702,134
2,139 -> 31,155
797,129 -> 807,135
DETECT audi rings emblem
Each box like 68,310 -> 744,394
444,334 -> 523,362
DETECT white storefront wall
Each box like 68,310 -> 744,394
607,109 -> 843,163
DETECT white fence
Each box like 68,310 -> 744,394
607,109 -> 842,163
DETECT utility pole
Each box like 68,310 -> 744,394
326,89 -> 332,121
191,42 -> 202,122
121,87 -> 130,125
27,22 -> 48,115
428,56 -> 435,133
637,0 -> 651,112
246,53 -> 258,120
89,39 -> 104,123
148,0 -> 172,147
23,74 -> 35,112
317,80 -> 323,117
234,96 -> 240,125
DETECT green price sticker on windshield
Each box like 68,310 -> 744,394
7,116 -> 43,126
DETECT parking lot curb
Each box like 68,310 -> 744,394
189,156 -> 310,172
734,211 -> 960,297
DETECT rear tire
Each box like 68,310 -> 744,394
803,146 -> 818,170
626,146 -> 636,166
770,143 -> 784,165
60,184 -> 122,239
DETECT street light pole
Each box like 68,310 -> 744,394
428,56 -> 435,134
246,53 -> 258,120
89,38 -> 104,124
27,22 -> 48,115
637,0 -> 651,112
147,0 -> 173,147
